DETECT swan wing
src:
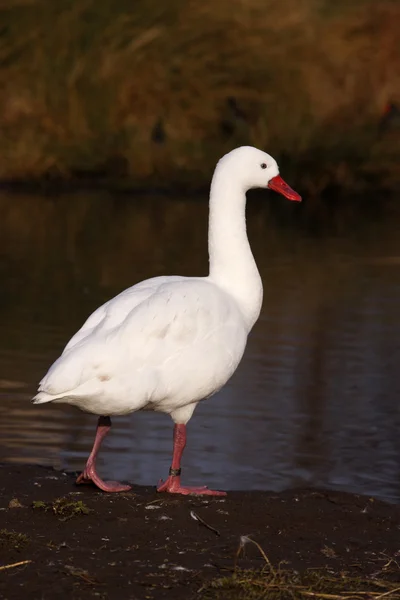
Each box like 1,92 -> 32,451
62,275 -> 185,352
35,278 -> 242,401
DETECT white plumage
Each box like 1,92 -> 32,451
35,277 -> 247,421
33,146 -> 301,495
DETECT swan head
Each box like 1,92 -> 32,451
217,146 -> 301,202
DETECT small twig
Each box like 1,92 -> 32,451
0,560 -> 32,571
375,587 -> 400,600
300,593 -> 345,599
63,565 -> 100,585
190,510 -> 220,536
234,535 -> 276,574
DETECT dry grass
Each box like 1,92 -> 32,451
201,569 -> 400,600
199,536 -> 400,599
0,0 -> 399,190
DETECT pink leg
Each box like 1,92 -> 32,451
157,424 -> 226,496
76,416 -> 131,493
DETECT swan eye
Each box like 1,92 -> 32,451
260,163 -> 267,169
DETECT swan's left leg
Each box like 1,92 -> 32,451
76,416 -> 131,493
157,423 -> 226,496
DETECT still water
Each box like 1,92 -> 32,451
0,190 -> 399,501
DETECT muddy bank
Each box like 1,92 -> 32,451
0,464 -> 399,599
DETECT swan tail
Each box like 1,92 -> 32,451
32,377 -> 103,406
31,391 -> 67,404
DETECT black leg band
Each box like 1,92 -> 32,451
169,467 -> 181,477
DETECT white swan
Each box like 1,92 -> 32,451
33,146 -> 301,495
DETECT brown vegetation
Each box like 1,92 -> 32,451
0,0 -> 399,190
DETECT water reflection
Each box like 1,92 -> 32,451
0,190 -> 399,501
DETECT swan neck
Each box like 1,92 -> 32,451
207,168 -> 263,329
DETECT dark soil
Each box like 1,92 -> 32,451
0,464 -> 399,600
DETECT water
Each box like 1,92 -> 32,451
0,190 -> 399,501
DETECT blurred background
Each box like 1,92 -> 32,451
0,0 -> 399,501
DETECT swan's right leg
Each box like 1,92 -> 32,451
157,423 -> 226,496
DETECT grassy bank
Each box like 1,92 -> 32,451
0,0 -> 399,192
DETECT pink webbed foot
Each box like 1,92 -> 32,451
157,476 -> 226,496
76,465 -> 131,493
